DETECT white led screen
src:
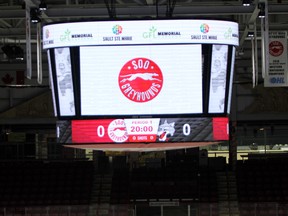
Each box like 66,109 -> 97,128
80,44 -> 203,116
47,50 -> 57,117
208,45 -> 228,113
54,47 -> 75,116
227,46 -> 236,114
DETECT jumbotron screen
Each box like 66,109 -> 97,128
43,19 -> 238,119
80,44 -> 202,116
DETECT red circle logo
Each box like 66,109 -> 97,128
118,58 -> 163,103
108,119 -> 128,143
269,41 -> 284,57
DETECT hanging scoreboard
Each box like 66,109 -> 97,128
44,19 -> 238,145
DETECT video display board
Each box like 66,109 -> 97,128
67,117 -> 229,144
44,19 -> 238,119
80,44 -> 202,116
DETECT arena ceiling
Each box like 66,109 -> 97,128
0,0 -> 288,82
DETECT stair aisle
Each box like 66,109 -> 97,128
89,172 -> 113,216
217,171 -> 240,216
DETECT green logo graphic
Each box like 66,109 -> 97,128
143,26 -> 157,39
224,28 -> 232,40
60,29 -> 71,41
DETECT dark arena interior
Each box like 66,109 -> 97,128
1,0 -> 288,216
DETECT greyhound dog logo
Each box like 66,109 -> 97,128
120,73 -> 162,83
119,58 -> 163,103
108,119 -> 128,143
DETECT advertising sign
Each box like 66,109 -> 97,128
265,31 -> 288,87
43,20 -> 239,49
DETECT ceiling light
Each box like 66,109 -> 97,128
242,0 -> 252,6
39,1 -> 47,11
30,8 -> 41,23
247,31 -> 254,37
258,3 -> 265,18
258,11 -> 265,18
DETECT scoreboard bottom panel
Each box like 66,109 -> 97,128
59,117 -> 229,144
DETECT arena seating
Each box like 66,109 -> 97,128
2,154 -> 288,216
237,157 -> 288,202
0,160 -> 94,207
110,157 -> 219,203
237,156 -> 288,215
110,168 -> 130,204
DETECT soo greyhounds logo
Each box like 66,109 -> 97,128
118,58 -> 163,103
